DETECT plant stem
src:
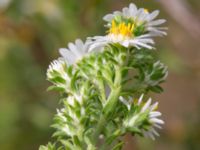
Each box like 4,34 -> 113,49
103,66 -> 122,117
92,114 -> 106,147
91,66 -> 122,149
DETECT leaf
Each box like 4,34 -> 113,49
39,146 -> 47,150
149,86 -> 163,93
50,76 -> 66,84
150,71 -> 165,80
61,139 -> 74,149
66,65 -> 73,77
126,126 -> 141,134
106,129 -> 122,144
73,135 -> 82,147
112,141 -> 124,150
39,143 -> 56,150
47,85 -> 65,92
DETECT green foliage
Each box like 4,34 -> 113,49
1,0 -> 200,150
44,44 -> 167,149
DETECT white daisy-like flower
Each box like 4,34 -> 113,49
59,39 -> 90,65
47,59 -> 73,93
139,96 -> 164,140
47,59 -> 69,81
123,94 -> 164,140
89,3 -> 167,51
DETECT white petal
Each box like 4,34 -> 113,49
150,102 -> 158,111
154,124 -> 162,129
147,27 -> 167,36
68,43 -> 82,58
136,37 -> 155,44
122,7 -> 130,16
75,39 -> 84,51
130,40 -> 154,49
142,98 -> 152,112
136,8 -> 144,18
147,131 -> 155,140
150,111 -> 161,118
138,94 -> 144,105
138,10 -> 147,21
129,3 -> 137,16
59,48 -> 75,64
148,19 -> 166,26
103,14 -> 114,22
89,41 -> 107,52
137,34 -> 153,38
114,11 -> 122,16
150,118 -> 164,124
121,40 -> 130,47
152,128 -> 160,136
147,10 -> 159,21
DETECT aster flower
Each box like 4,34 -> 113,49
122,94 -> 164,140
46,59 -> 74,93
59,39 -> 90,65
89,3 -> 167,51
47,59 -> 69,81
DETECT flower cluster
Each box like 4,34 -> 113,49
40,3 -> 168,150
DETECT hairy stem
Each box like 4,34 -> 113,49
92,66 -> 122,149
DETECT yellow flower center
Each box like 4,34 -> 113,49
109,20 -> 135,38
144,9 -> 149,13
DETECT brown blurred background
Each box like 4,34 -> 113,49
0,0 -> 200,150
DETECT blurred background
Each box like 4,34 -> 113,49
0,0 -> 200,149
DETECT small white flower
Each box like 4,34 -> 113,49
103,3 -> 167,36
89,3 -> 167,51
123,95 -> 164,140
139,97 -> 164,140
46,59 -> 74,93
56,108 -> 67,122
59,39 -> 90,65
47,59 -> 70,81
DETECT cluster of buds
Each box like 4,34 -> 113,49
40,3 -> 168,150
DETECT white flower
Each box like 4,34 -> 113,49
139,97 -> 164,140
123,94 -> 164,140
104,3 -> 167,36
89,3 -> 167,51
47,59 -> 73,93
59,39 -> 90,65
47,59 -> 70,81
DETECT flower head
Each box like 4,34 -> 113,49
89,3 -> 167,51
122,94 -> 164,140
104,3 -> 167,37
47,59 -> 68,80
59,39 -> 90,65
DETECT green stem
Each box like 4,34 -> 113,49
103,86 -> 121,118
91,115 -> 106,147
97,78 -> 106,103
92,66 -> 122,149
103,66 -> 122,117
99,143 -> 109,150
